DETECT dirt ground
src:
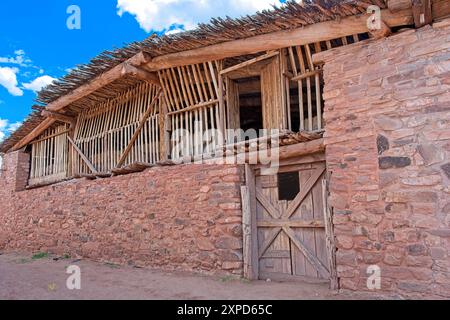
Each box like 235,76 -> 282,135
0,252 -> 394,300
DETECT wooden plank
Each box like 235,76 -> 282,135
144,9 -> 414,71
257,220 -> 325,228
116,89 -> 162,168
258,227 -> 282,259
259,271 -> 329,284
241,186 -> 253,280
256,189 -> 281,219
322,178 -> 338,290
283,226 -> 329,279
284,165 -> 326,219
67,136 -> 98,174
245,164 -> 259,280
290,69 -> 322,82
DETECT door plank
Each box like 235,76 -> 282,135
283,227 -> 330,279
256,189 -> 281,219
284,166 -> 325,219
258,227 -> 282,259
257,220 -> 325,228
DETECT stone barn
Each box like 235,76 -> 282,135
0,0 -> 449,298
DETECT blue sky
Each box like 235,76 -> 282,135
0,0 -> 286,142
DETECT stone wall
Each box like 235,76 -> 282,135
318,20 -> 450,298
0,151 -> 244,276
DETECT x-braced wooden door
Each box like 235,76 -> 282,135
242,157 -> 337,286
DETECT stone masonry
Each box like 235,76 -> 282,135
0,151 -> 244,276
317,20 -> 450,298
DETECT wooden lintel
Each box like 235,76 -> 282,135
144,9 -> 413,71
41,110 -> 76,126
412,0 -> 432,28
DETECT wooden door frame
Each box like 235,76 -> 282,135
241,157 -> 338,289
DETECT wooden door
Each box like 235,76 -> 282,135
252,159 -> 332,283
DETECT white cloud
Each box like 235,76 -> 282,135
0,118 -> 22,143
22,75 -> 56,93
117,0 -> 283,33
0,49 -> 32,67
0,67 -> 23,96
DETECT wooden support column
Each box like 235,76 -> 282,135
244,164 -> 259,280
322,177 -> 338,290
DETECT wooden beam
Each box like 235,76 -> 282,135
45,51 -> 153,113
220,51 -> 279,76
432,0 -> 450,21
412,0 -> 432,27
41,110 -> 76,126
121,64 -> 161,86
11,118 -> 55,151
67,136 -> 98,174
144,9 -> 413,71
388,0 -> 412,12
369,20 -> 393,39
115,89 -> 162,169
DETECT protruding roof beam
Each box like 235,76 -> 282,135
45,51 -> 156,113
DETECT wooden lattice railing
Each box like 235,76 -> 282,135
72,82 -> 161,176
158,61 -> 223,159
29,124 -> 69,186
284,34 -> 366,132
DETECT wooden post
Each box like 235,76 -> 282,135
244,164 -> 259,280
412,0 -> 432,28
322,177 -> 338,290
241,185 -> 253,280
